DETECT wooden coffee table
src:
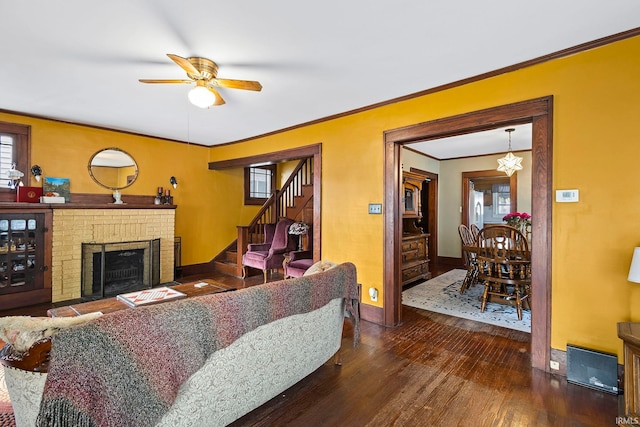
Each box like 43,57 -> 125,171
47,279 -> 236,317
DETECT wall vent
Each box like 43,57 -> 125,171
566,344 -> 619,394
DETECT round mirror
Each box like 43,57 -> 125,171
88,148 -> 138,190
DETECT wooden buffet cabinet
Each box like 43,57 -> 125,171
401,233 -> 430,286
401,171 -> 431,287
618,322 -> 640,421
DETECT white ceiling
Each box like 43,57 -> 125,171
409,124 -> 532,160
1,1 -> 638,153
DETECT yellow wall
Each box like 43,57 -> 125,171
208,35 -> 640,359
0,113 -> 225,267
2,34 -> 639,360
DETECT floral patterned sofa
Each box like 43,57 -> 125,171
1,262 -> 359,427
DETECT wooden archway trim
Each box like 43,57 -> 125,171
383,96 -> 552,372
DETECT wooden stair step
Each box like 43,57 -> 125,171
213,260 -> 240,277
225,251 -> 237,263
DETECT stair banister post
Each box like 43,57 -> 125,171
237,225 -> 249,277
274,189 -> 281,221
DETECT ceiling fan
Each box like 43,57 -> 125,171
139,54 -> 262,108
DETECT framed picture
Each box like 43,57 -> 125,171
43,177 -> 71,202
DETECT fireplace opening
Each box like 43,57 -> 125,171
81,239 -> 160,300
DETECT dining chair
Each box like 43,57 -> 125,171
476,225 -> 531,320
458,224 -> 479,294
470,223 -> 480,241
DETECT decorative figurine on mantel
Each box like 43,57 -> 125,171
6,163 -> 24,189
113,189 -> 123,204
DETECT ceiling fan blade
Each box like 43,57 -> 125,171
207,85 -> 226,105
210,78 -> 262,91
210,88 -> 226,106
138,79 -> 193,84
167,53 -> 201,78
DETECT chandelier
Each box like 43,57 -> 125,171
497,128 -> 523,177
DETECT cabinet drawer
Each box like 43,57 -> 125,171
402,262 -> 428,283
402,242 -> 426,261
402,240 -> 419,252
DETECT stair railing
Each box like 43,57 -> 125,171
233,157 -> 313,275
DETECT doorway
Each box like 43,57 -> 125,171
462,170 -> 517,229
383,96 -> 552,371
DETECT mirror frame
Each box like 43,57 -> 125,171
88,147 -> 139,190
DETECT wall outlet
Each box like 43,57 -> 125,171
368,203 -> 382,214
550,360 -> 560,370
369,287 -> 378,302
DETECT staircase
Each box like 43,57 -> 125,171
213,157 -> 314,277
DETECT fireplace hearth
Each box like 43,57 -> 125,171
81,239 -> 160,300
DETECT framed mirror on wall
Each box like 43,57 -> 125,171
88,148 -> 138,204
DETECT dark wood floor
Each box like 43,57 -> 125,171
1,265 -> 621,426
232,306 -> 619,426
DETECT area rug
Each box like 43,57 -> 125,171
402,269 -> 531,333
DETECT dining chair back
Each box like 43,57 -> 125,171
470,223 -> 480,241
476,225 -> 531,320
458,224 -> 479,294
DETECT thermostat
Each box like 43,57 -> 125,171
556,189 -> 579,202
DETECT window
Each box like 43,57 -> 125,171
244,165 -> 276,205
0,122 -> 30,193
493,183 -> 511,216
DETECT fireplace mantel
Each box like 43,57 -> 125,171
0,203 -> 176,211
0,192 -> 177,208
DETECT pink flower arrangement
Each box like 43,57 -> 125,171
503,212 -> 532,229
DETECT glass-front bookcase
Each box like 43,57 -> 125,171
0,212 -> 47,306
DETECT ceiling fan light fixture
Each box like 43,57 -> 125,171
497,128 -> 523,177
188,82 -> 215,108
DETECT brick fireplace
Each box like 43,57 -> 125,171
51,208 -> 175,302
81,238 -> 161,299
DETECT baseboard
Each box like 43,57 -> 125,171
360,302 -> 384,325
437,256 -> 462,266
550,348 -> 568,376
180,262 -> 216,278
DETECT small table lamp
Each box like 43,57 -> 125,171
289,222 -> 309,251
628,247 -> 640,283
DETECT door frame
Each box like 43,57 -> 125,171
383,96 -> 552,372
461,170 -> 517,228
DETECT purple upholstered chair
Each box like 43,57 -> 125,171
242,218 -> 297,283
283,250 -> 314,279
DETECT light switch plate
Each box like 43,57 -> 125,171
368,203 -> 382,214
555,189 -> 579,202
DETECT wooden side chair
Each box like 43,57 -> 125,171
458,224 -> 478,294
470,223 -> 480,241
476,225 -> 531,320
